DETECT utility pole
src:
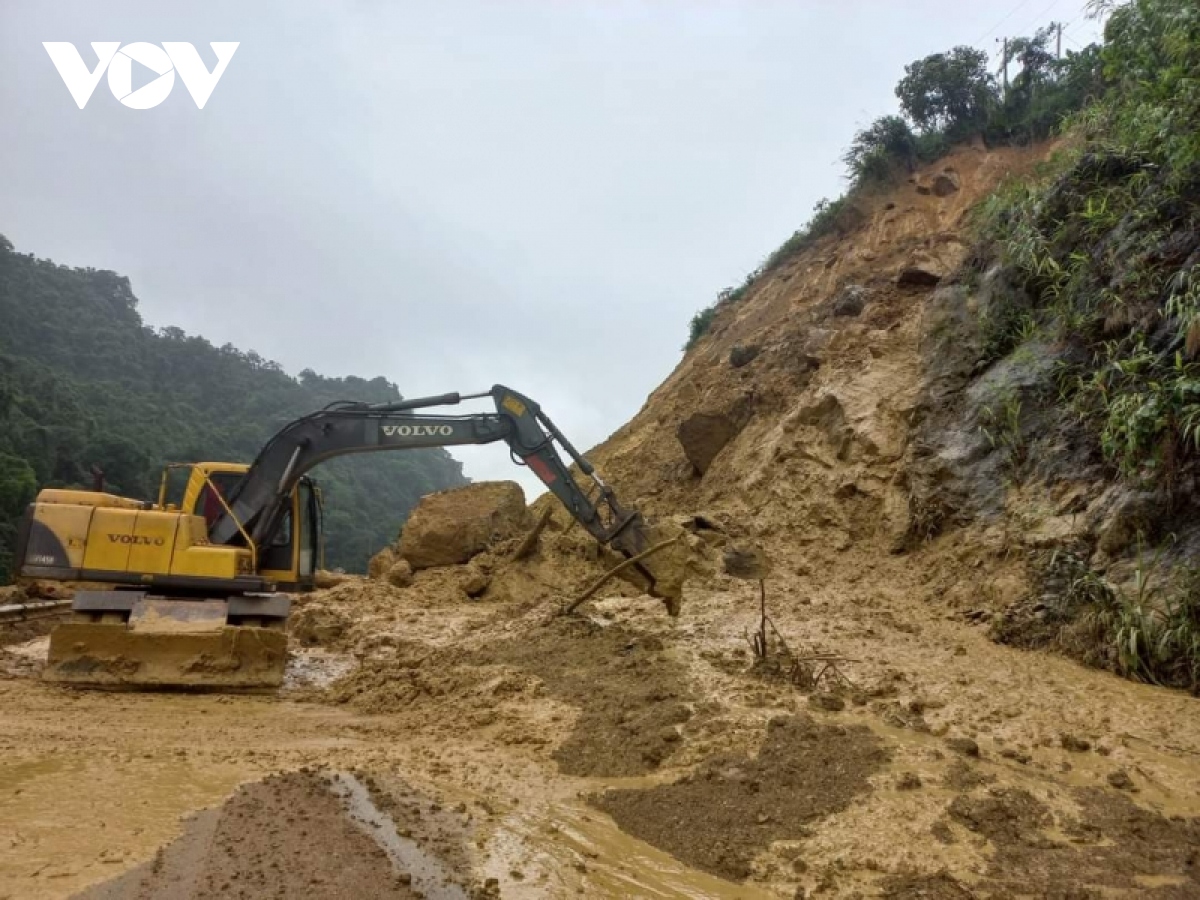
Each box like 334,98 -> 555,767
1056,22 -> 1063,59
998,37 -> 1010,100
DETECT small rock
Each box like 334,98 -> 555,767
1107,769 -> 1136,791
729,344 -> 761,368
367,546 -> 398,581
312,569 -> 351,589
722,545 -> 770,580
808,693 -> 846,712
932,171 -> 960,197
999,747 -> 1031,765
460,566 -> 490,597
896,771 -> 923,790
945,737 -> 980,758
1060,733 -> 1092,753
831,284 -> 869,317
386,559 -> 414,588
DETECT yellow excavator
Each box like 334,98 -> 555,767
14,385 -> 672,690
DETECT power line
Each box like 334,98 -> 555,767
1012,0 -> 1072,38
1062,30 -> 1088,50
974,0 -> 1037,45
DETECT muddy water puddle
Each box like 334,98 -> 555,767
483,797 -> 779,899
333,765 -> 781,898
0,751 -> 251,900
332,772 -> 470,900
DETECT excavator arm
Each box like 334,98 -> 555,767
210,385 -> 658,589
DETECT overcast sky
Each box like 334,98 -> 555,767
0,1 -> 1102,497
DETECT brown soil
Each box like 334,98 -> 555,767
943,786 -> 1200,898
327,612 -> 693,778
879,873 -> 977,899
593,715 -> 889,880
475,616 -> 693,777
74,772 -> 423,900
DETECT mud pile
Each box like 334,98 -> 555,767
594,715 -> 889,880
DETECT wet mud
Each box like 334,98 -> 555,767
74,771 -> 423,900
594,715 -> 889,880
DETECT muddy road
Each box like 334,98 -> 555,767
4,560 -> 1200,899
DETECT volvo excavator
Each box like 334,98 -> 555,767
14,385 -> 676,690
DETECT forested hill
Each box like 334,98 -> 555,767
0,236 -> 467,578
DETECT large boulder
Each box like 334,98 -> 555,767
677,413 -> 740,475
397,481 -> 530,570
677,396 -> 754,476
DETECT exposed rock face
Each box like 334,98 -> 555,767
1092,486 -> 1161,556
397,481 -> 530,570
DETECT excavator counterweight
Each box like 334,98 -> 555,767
17,385 -> 677,690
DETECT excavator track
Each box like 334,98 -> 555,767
44,591 -> 289,689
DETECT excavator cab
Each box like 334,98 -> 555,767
167,463 -> 322,590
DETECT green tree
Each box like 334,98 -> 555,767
896,47 -> 997,137
0,453 -> 36,578
843,115 -> 919,184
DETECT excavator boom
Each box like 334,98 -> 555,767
210,385 -> 654,569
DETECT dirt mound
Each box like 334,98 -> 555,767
328,612 -> 692,778
395,481 -> 530,570
592,715 -> 889,880
476,616 -> 693,777
76,771 -> 424,900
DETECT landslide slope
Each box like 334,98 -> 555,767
590,141 -> 1040,568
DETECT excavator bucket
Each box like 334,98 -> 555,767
44,592 -> 290,689
608,517 -> 694,616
